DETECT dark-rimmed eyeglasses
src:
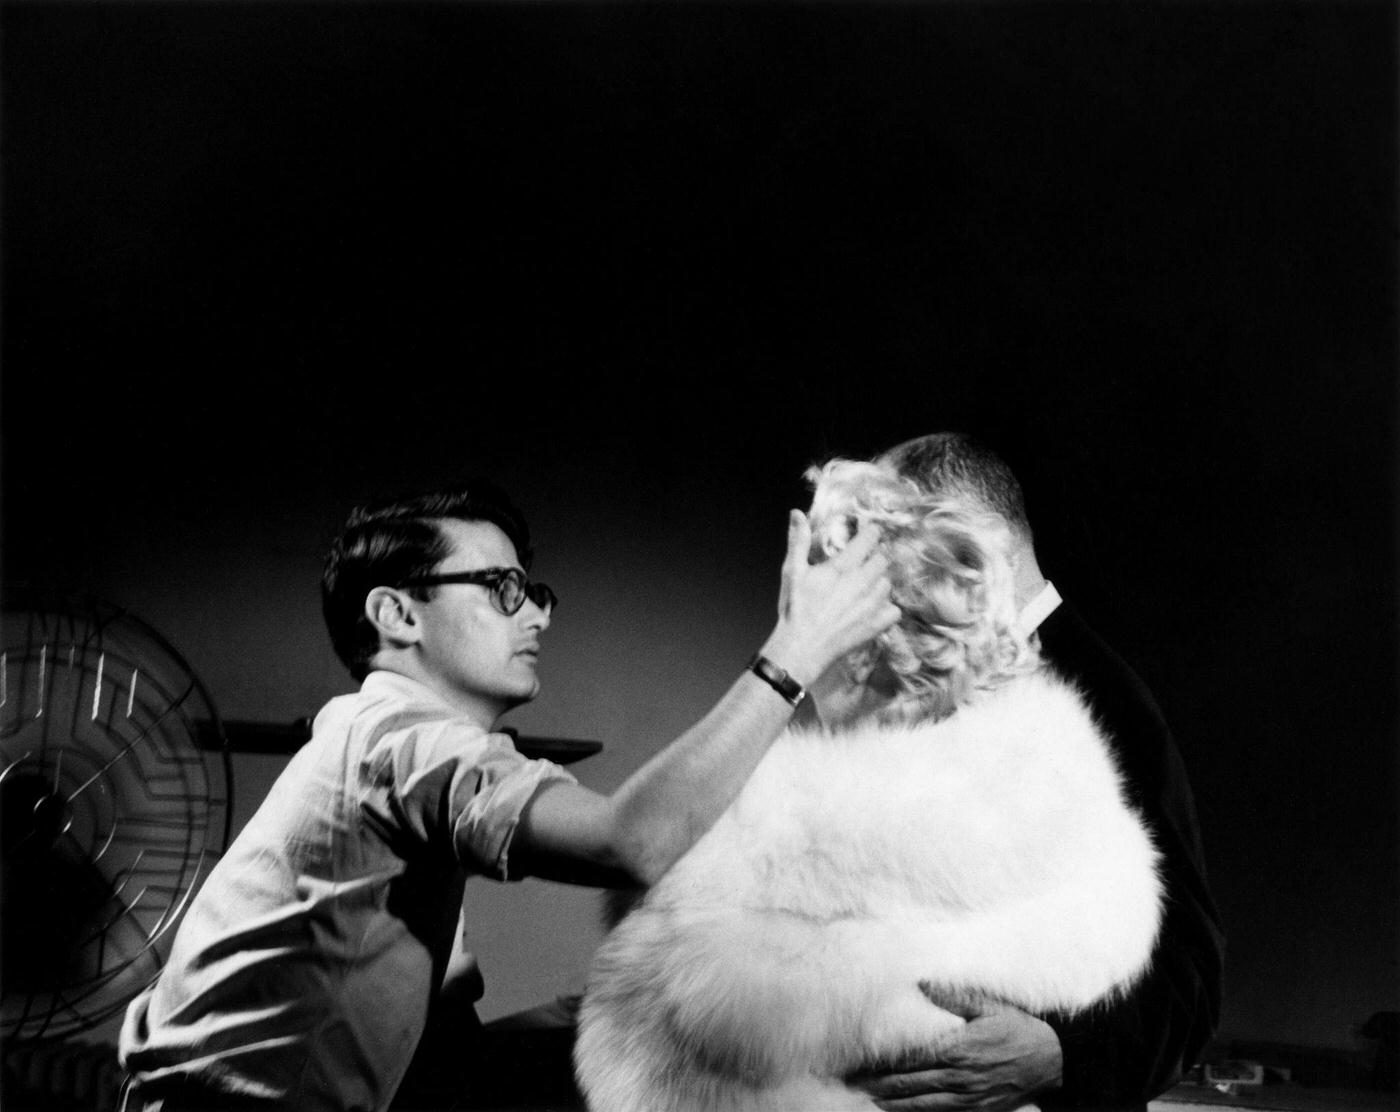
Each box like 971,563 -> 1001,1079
398,567 -> 557,617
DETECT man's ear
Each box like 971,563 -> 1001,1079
364,586 -> 423,648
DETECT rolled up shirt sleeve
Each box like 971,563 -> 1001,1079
451,735 -> 576,879
361,711 -> 576,881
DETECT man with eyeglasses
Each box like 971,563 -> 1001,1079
118,479 -> 898,1112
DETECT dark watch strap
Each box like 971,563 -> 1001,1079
747,654 -> 807,707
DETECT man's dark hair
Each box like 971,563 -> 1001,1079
321,479 -> 533,681
878,432 -> 1033,543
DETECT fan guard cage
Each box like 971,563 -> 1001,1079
1,596 -> 233,1044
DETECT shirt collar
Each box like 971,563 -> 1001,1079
361,668 -> 470,718
1015,580 -> 1062,637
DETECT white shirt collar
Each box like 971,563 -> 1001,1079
1015,580 -> 1062,637
360,668 -> 482,723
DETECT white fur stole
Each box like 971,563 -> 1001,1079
574,670 -> 1162,1112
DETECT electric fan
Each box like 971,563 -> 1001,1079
1,595 -> 232,1046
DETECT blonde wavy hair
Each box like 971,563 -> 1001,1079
806,457 -> 1041,723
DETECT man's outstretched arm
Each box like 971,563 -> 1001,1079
510,511 -> 900,888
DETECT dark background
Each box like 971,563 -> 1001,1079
3,0 -> 1396,1056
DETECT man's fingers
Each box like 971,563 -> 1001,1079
866,592 -> 902,638
853,1067 -> 970,1102
832,526 -> 894,603
851,1068 -> 937,1098
778,510 -> 809,613
918,982 -> 988,1020
830,518 -> 884,567
825,562 -> 898,648
783,510 -> 811,573
779,510 -> 897,652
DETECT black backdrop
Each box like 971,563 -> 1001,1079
3,1 -> 1396,1050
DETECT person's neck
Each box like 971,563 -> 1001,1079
371,655 -> 503,732
1012,547 -> 1049,612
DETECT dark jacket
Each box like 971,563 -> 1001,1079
1037,600 -> 1225,1112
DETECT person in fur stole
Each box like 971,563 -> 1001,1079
573,457 -> 1164,1112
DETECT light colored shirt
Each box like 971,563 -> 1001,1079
119,670 -> 576,1111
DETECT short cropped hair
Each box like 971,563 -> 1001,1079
321,480 -> 533,681
877,432 -> 1032,544
806,457 -> 1040,723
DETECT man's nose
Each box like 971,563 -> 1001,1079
521,598 -> 551,632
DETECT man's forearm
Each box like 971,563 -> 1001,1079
509,634 -> 832,887
606,639 -> 816,883
509,659 -> 802,887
